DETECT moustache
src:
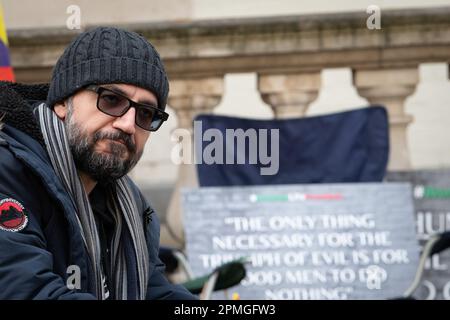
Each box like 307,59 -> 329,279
93,130 -> 136,154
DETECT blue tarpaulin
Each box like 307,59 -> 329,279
195,106 -> 389,186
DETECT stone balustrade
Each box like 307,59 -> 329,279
8,7 -> 450,248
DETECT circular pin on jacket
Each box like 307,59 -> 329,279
0,198 -> 28,232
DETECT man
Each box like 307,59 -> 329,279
0,26 -> 196,300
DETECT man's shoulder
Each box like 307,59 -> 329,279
0,131 -> 56,225
0,137 -> 26,200
0,133 -> 30,177
0,140 -> 41,193
0,125 -> 53,196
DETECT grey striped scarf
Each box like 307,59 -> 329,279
37,103 -> 149,300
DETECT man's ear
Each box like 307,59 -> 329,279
53,101 -> 68,120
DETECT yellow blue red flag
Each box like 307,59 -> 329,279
0,2 -> 15,82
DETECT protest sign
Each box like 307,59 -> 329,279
182,183 -> 420,299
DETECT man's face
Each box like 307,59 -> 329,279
54,83 -> 156,183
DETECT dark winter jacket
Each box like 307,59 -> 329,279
0,81 -> 195,300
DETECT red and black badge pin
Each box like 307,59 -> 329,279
0,198 -> 28,232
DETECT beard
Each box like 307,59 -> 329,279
64,104 -> 143,184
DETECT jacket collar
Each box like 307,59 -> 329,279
0,81 -> 50,147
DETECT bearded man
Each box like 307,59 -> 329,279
0,26 -> 195,300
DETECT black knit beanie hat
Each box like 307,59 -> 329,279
46,26 -> 169,109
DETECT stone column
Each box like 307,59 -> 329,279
353,68 -> 419,170
258,72 -> 322,118
162,77 -> 224,249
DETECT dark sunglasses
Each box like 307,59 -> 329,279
85,85 -> 169,132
